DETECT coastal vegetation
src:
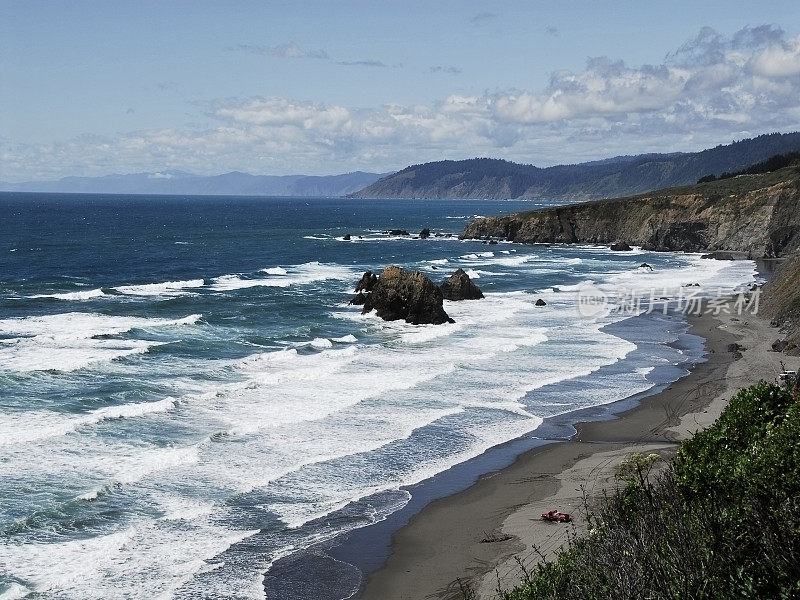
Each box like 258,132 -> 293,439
697,151 -> 800,183
493,380 -> 800,600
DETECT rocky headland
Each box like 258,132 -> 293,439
461,165 -> 800,258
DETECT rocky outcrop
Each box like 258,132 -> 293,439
361,266 -> 453,325
761,252 -> 800,353
461,166 -> 800,258
535,298 -> 547,306
349,292 -> 367,305
610,242 -> 632,251
440,269 -> 484,300
355,271 -> 378,293
419,228 -> 431,239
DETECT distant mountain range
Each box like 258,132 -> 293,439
5,132 -> 800,200
0,170 -> 385,197
350,132 -> 800,200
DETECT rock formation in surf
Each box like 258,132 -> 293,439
610,242 -> 632,251
360,266 -> 453,325
355,271 -> 378,293
440,268 -> 484,301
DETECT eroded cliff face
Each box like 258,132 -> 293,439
461,167 -> 800,258
762,253 -> 800,353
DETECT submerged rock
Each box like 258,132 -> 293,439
343,234 -> 351,241
639,262 -> 653,270
440,268 -> 484,301
610,242 -> 633,251
535,298 -> 547,306
362,266 -> 453,324
355,271 -> 378,293
387,229 -> 410,236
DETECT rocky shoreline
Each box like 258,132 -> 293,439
460,165 -> 800,258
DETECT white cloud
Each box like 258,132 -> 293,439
749,33 -> 800,77
4,26 -> 800,181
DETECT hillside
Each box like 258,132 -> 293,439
496,381 -> 800,600
350,132 -> 800,200
461,164 -> 800,258
0,170 -> 384,197
762,252 -> 800,352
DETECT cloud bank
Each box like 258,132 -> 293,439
4,26 -> 800,180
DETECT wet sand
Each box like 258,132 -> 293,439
359,307 -> 798,600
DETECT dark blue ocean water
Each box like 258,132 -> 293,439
0,193 -> 757,600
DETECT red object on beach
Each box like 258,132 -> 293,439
541,509 -> 571,522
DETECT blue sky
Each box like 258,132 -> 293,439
1,0 -> 800,181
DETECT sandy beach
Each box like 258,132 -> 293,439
359,305 -> 800,600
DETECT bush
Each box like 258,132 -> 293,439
493,381 -> 800,600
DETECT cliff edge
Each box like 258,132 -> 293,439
461,165 -> 800,258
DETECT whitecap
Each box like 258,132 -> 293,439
28,288 -> 105,301
309,337 -> 333,349
332,334 -> 358,343
0,397 -> 181,447
0,312 -> 201,373
114,279 -> 204,296
210,262 -> 354,291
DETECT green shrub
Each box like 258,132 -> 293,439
492,381 -> 800,600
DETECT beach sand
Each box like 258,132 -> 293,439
359,307 -> 799,600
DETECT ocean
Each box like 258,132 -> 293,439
0,193 -> 757,600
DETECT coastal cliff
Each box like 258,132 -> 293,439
762,252 -> 800,352
461,165 -> 800,258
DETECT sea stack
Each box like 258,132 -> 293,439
361,266 -> 453,325
440,268 -> 484,301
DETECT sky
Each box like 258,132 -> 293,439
1,0 -> 800,181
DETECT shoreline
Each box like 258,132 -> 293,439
356,305 -> 795,600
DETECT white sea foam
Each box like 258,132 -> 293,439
0,583 -> 31,600
261,267 -> 287,275
0,397 -> 181,448
1,247 -> 760,599
209,262 -> 354,291
28,288 -> 105,301
309,337 -> 333,348
0,312 -> 201,372
114,279 -> 205,296
332,334 -> 358,343
0,516 -> 258,600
